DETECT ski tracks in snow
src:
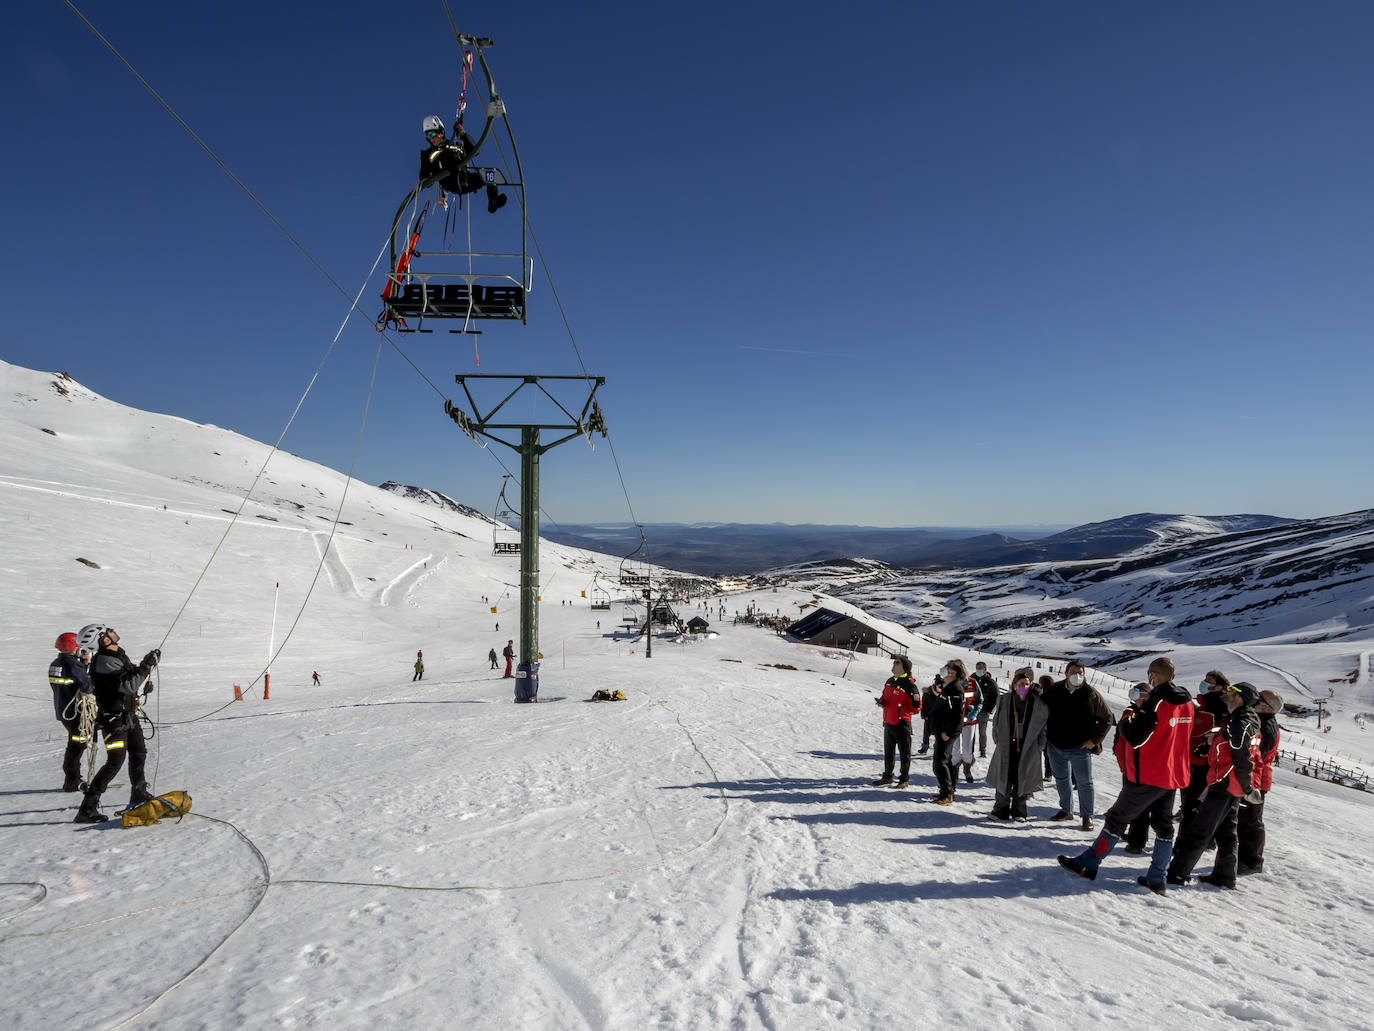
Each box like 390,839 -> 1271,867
377,554 -> 441,608
311,532 -> 359,598
1224,646 -> 1311,696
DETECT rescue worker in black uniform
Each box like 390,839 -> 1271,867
419,114 -> 507,212
49,631 -> 94,792
75,627 -> 160,823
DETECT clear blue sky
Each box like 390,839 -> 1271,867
6,1 -> 1373,529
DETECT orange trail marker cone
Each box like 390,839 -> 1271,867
233,684 -> 242,701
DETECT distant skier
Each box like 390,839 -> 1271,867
312,671 -> 321,686
413,656 -> 425,682
488,647 -> 498,670
502,640 -> 515,678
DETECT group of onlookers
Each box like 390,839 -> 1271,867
872,653 -> 1282,895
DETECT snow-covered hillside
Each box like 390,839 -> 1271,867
3,360 -> 1373,1030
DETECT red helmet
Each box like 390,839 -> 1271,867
55,632 -> 79,652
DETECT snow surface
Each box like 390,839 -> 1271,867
3,360 -> 1374,1030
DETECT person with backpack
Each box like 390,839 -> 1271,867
413,655 -> 425,681
872,656 -> 921,788
488,647 -> 499,670
974,661 -> 999,759
502,640 -> 515,678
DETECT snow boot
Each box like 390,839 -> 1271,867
1071,831 -> 1119,878
1081,817 -> 1094,832
74,793 -> 107,824
1147,837 -> 1174,885
1049,810 -> 1073,822
1237,863 -> 1264,876
872,775 -> 894,786
486,187 -> 508,213
895,777 -> 909,788
62,775 -> 86,793
1136,876 -> 1167,896
127,784 -> 156,809
1057,855 -> 1095,880
1198,872 -> 1236,890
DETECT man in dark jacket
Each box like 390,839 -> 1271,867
1167,680 -> 1262,889
929,660 -> 969,804
872,656 -> 920,788
419,115 -> 507,213
1238,690 -> 1283,875
49,632 -> 94,792
974,662 -> 999,759
1058,657 -> 1194,893
75,627 -> 160,823
1042,661 -> 1113,830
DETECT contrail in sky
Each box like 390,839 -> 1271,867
738,345 -> 846,357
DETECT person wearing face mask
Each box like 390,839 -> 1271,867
1176,670 -> 1230,825
1167,680 -> 1263,889
1042,661 -> 1113,830
1237,690 -> 1283,875
927,661 -> 967,804
986,667 -> 1048,821
1057,657 -> 1194,893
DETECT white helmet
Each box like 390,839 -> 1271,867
76,623 -> 110,653
422,114 -> 444,135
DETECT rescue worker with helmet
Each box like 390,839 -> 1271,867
419,114 -> 507,212
49,631 -> 94,792
74,625 -> 161,824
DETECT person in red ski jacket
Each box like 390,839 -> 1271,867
872,656 -> 920,788
1177,671 -> 1228,823
1058,657 -> 1194,893
1167,681 -> 1262,889
1238,690 -> 1283,874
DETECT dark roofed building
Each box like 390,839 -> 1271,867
787,608 -> 879,650
687,616 -> 710,633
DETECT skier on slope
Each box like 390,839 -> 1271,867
419,115 -> 507,213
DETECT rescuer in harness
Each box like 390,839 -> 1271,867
419,114 -> 507,213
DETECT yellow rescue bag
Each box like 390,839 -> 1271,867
121,790 -> 193,828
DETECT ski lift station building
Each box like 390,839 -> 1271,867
787,608 -> 886,652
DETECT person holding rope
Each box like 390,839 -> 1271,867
49,632 -> 94,793
419,114 -> 507,213
74,625 -> 160,824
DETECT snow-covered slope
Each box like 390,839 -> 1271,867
3,360 -> 1373,1030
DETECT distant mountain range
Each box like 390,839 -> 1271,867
537,514 -> 1290,575
766,508 -> 1374,673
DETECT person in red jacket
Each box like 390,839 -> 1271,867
1167,681 -> 1262,889
1058,657 -> 1194,893
1238,689 -> 1281,875
1176,670 -> 1228,823
872,656 -> 920,788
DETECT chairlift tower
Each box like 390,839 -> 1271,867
445,374 -> 607,701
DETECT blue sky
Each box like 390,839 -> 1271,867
6,1 -> 1373,529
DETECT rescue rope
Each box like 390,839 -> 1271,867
74,693 -> 99,785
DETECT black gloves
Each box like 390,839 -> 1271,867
140,649 -> 160,668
